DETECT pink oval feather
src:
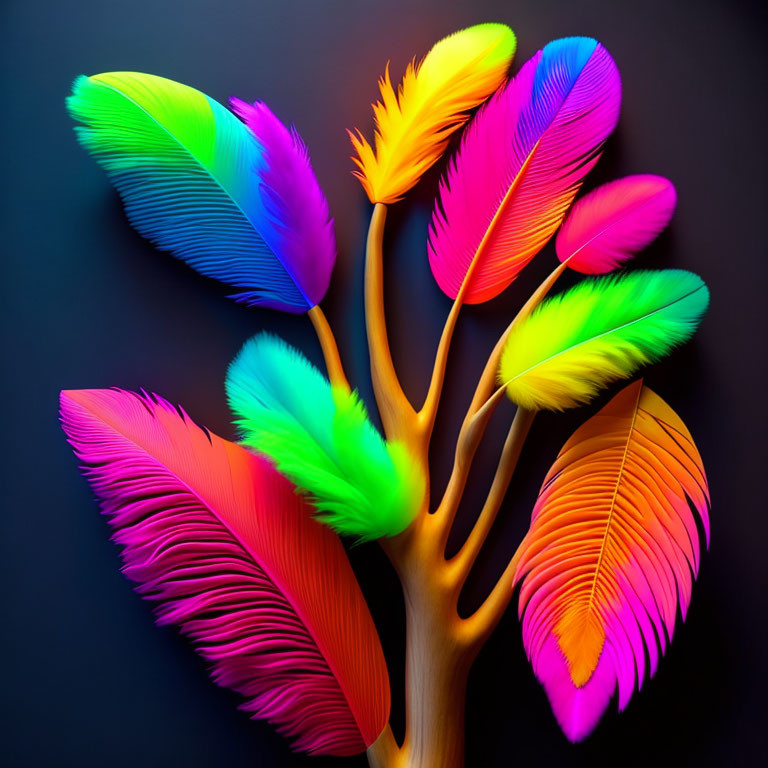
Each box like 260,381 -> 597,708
556,174 -> 677,273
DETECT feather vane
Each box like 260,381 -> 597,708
513,380 -> 710,741
557,175 -> 677,273
226,334 -> 425,540
230,98 -> 336,304
67,72 -> 334,312
499,270 -> 709,410
60,388 -> 389,755
350,23 -> 516,203
428,37 -> 621,302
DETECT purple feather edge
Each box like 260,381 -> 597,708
231,98 -> 336,309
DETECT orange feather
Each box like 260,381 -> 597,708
514,380 -> 710,742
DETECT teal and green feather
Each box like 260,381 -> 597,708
226,334 -> 424,540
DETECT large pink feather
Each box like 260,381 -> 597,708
428,37 -> 621,303
556,174 -> 677,273
60,388 -> 389,756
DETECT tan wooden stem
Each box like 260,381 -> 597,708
449,407 -> 536,586
470,260 -> 568,412
364,202 -> 470,767
432,260 -> 568,541
367,725 -> 402,768
365,203 -> 421,443
307,304 -> 350,393
363,205 -> 569,767
378,521 -> 476,768
399,576 -> 473,768
419,294 -> 463,439
432,387 -> 507,552
462,534 -> 529,647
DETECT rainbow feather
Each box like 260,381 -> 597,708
557,175 -> 677,273
350,23 -> 516,204
514,380 -> 710,741
60,388 -> 390,755
499,270 -> 709,410
429,37 -> 621,303
226,334 -> 425,541
67,72 -> 334,312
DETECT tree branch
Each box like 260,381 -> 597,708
307,304 -> 350,393
461,535 -> 528,648
418,294 -> 463,439
448,407 -> 536,586
432,386 -> 507,547
365,203 -> 419,442
431,261 -> 567,547
366,724 -> 401,768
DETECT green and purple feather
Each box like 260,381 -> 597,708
67,72 -> 335,313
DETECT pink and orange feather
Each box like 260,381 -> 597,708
513,381 -> 709,741
60,389 -> 389,756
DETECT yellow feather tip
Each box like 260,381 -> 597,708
350,23 -> 516,204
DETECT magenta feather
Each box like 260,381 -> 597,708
556,174 -> 677,273
230,98 -> 336,307
59,388 -> 390,756
428,37 -> 621,303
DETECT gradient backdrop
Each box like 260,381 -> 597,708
1,1 -> 766,766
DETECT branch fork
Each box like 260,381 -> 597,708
306,202 -> 568,768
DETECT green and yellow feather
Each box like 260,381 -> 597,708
499,270 -> 709,411
226,334 -> 424,541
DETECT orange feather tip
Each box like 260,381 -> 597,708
350,23 -> 516,204
514,380 -> 710,741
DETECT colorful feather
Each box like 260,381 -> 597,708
59,388 -> 389,755
428,37 -> 621,303
499,270 -> 709,411
349,23 -> 516,204
229,98 -> 336,304
557,175 -> 677,273
226,334 -> 425,541
513,380 -> 710,741
67,72 -> 334,312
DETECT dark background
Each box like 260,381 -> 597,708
2,0 -> 766,765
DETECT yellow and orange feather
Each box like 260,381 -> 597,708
349,23 -> 515,204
